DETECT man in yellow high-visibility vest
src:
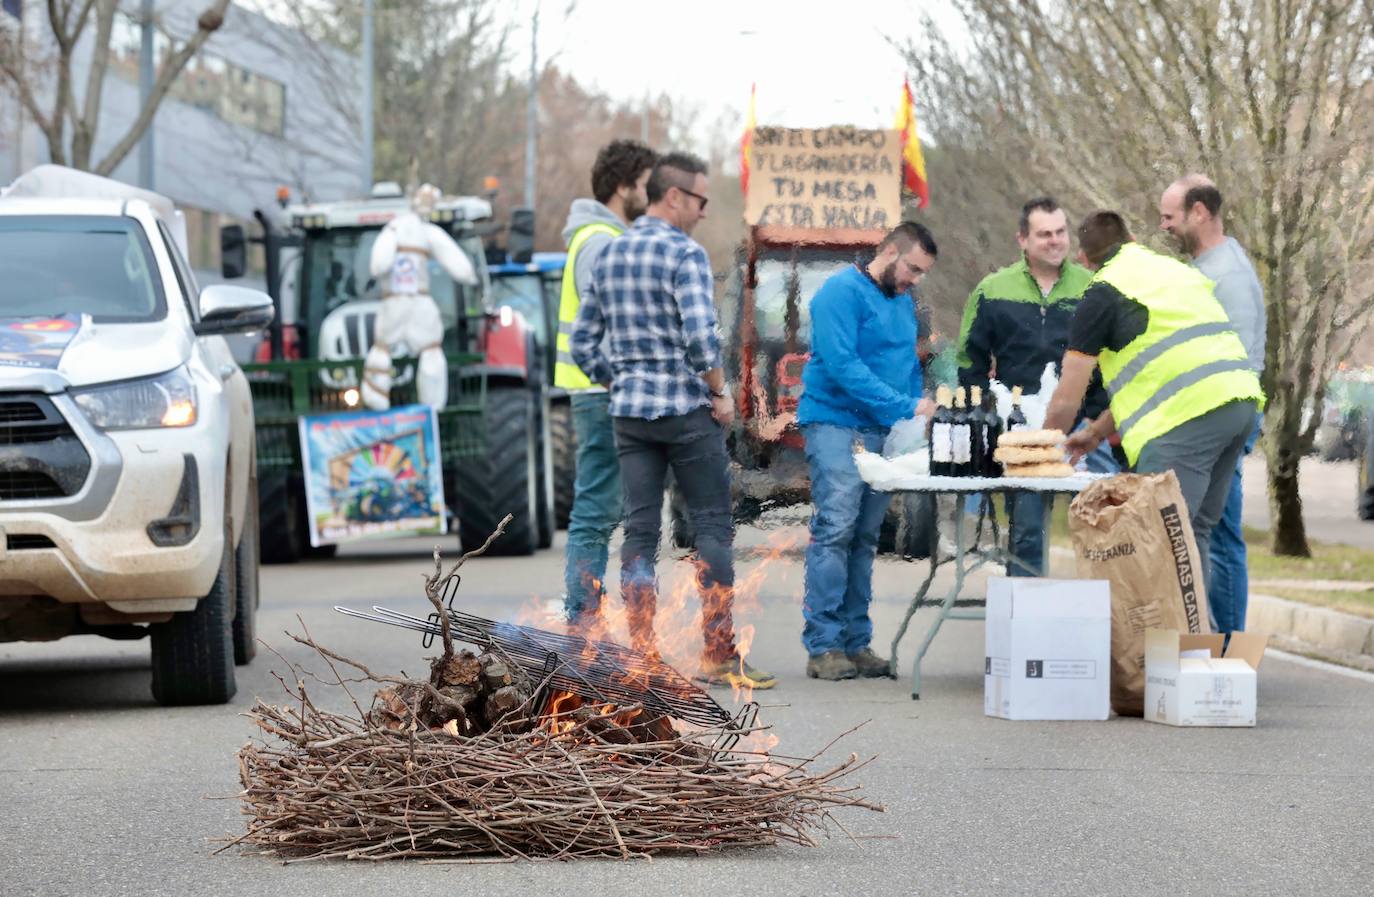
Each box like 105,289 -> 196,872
558,139 -> 657,635
1044,210 -> 1263,597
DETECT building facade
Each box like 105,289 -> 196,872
1,0 -> 365,279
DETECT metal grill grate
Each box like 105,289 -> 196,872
335,603 -> 736,728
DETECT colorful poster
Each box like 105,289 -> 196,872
0,315 -> 83,368
298,404 -> 446,547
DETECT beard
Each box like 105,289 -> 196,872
878,259 -> 901,296
1169,224 -> 1199,256
624,195 -> 648,221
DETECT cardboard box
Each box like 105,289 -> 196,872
1144,629 -> 1268,727
984,577 -> 1111,721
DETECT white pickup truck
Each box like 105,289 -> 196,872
0,165 -> 274,706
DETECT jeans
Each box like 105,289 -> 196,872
1006,419 -> 1120,577
1134,400 -> 1257,601
563,392 -> 622,624
801,423 -> 892,656
1007,493 -> 1047,577
1207,411 -> 1262,635
613,408 -> 737,662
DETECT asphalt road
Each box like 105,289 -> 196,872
1242,455 -> 1374,549
2,524 -> 1372,897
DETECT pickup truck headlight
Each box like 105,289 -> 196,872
73,365 -> 198,430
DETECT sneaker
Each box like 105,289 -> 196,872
696,655 -> 778,690
806,651 -> 857,681
846,647 -> 893,678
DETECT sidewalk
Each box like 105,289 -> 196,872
1248,593 -> 1374,671
1020,545 -> 1374,672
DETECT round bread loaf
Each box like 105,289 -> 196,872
994,445 -> 1066,464
1003,461 -> 1077,478
997,428 -> 1066,447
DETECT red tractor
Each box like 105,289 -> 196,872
670,224 -> 935,557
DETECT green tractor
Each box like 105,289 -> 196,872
219,185 -> 561,560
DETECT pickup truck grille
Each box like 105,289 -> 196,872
0,401 -> 45,424
0,397 -> 72,445
0,394 -> 92,499
0,471 -> 65,500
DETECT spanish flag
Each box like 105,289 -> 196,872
895,79 -> 929,209
740,83 -> 756,197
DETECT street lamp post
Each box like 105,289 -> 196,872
361,0 -> 374,192
138,0 -> 155,189
524,2 -> 538,209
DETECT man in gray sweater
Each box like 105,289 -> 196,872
1160,174 -> 1266,638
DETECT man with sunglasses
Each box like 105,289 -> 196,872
797,221 -> 938,681
570,151 -> 776,690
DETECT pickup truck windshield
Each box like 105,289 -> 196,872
0,215 -> 165,321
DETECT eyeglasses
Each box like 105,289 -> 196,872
676,186 -> 709,211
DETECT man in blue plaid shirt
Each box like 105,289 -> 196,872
571,151 -> 776,691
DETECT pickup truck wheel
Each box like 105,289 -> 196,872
233,477 -> 260,665
550,401 -> 576,529
455,387 -> 539,556
150,523 -> 237,706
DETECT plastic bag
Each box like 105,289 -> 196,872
988,362 -> 1059,430
883,414 -> 928,458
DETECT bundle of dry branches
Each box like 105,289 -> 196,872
227,645 -> 880,861
223,519 -> 882,862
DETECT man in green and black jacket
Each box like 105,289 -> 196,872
956,197 -> 1115,576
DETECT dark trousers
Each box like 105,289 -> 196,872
613,407 -> 736,662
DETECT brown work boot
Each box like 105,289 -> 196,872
806,651 -> 857,681
696,654 -> 777,690
847,647 -> 894,678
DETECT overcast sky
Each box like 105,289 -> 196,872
508,1 -> 964,139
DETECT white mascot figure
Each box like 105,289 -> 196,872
362,183 -> 477,411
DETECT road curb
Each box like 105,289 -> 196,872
1247,593 -> 1374,673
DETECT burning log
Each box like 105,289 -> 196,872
224,518 -> 882,861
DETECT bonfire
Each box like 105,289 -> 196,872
224,517 -> 882,862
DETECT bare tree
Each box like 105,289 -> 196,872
0,0 -> 231,174
903,0 -> 1374,556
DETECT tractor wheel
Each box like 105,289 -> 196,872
668,475 -> 694,550
878,493 -> 936,559
550,401 -> 576,529
535,393 -> 555,550
454,387 -> 539,556
258,468 -> 304,564
893,492 -> 936,560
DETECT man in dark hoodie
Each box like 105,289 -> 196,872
557,139 -> 657,636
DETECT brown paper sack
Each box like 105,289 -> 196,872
1068,471 -> 1210,716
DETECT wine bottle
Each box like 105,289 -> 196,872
979,385 -> 1002,477
952,387 -> 973,477
1007,385 -> 1029,432
969,385 -> 988,477
928,385 -> 953,476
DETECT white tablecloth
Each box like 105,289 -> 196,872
854,451 -> 1108,493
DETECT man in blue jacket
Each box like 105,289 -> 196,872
798,221 -> 938,680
